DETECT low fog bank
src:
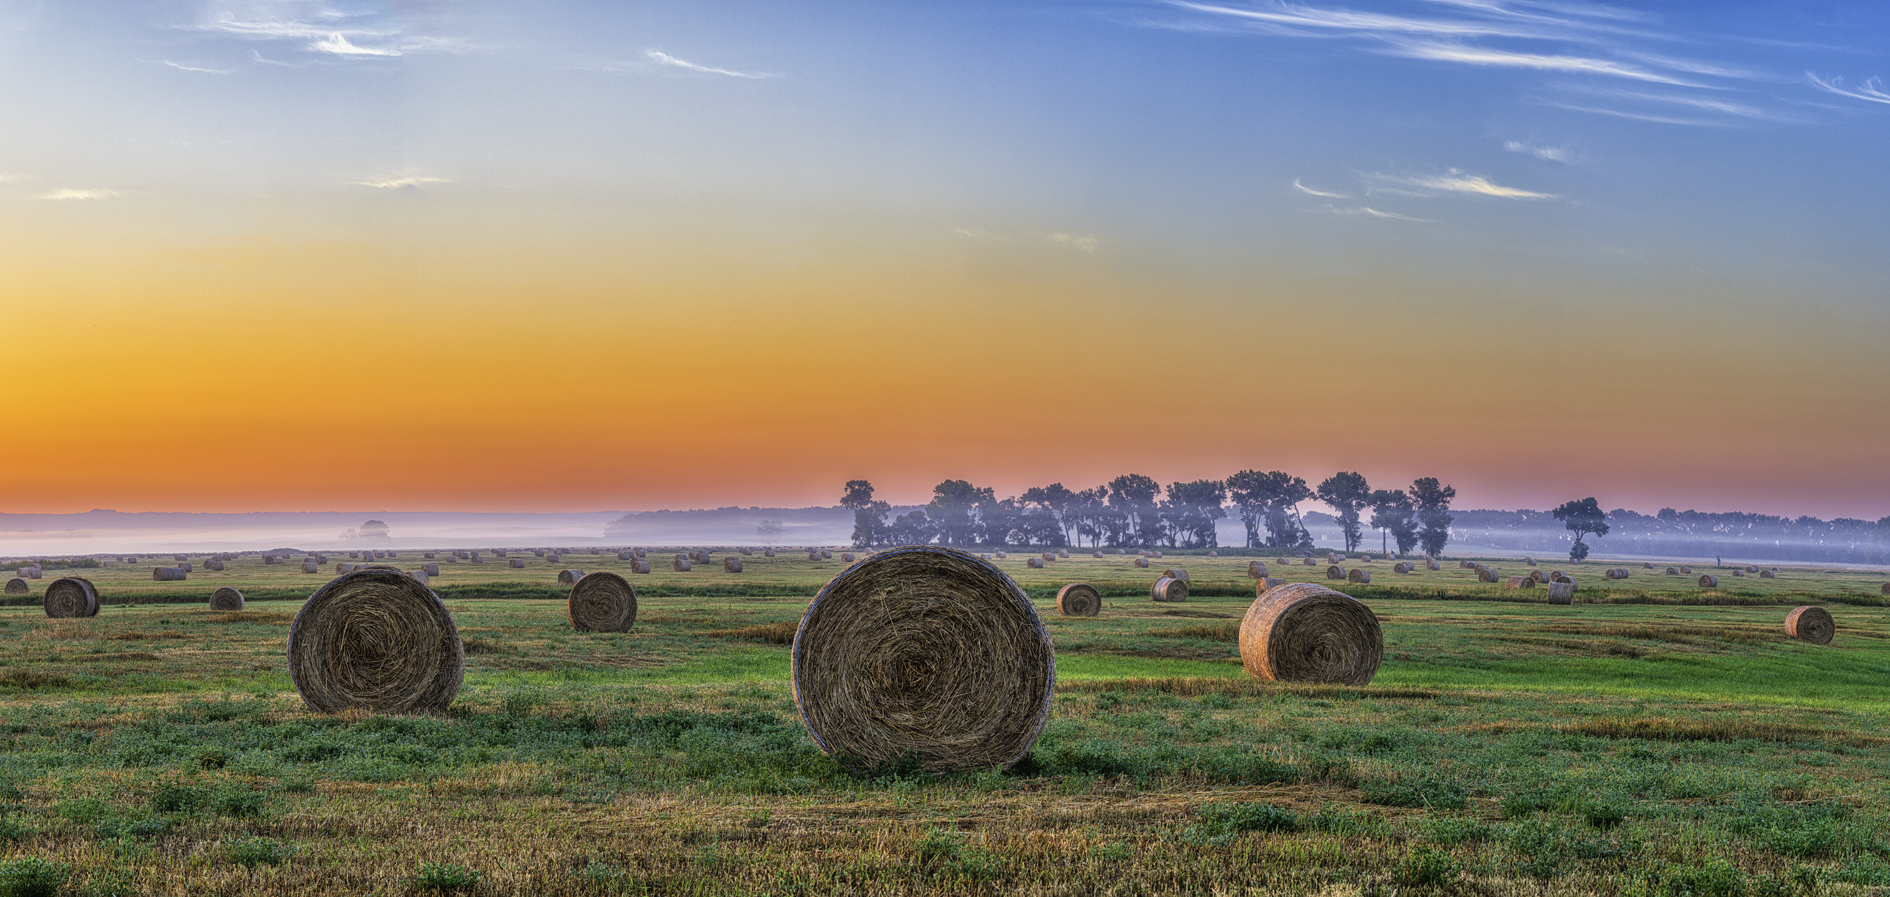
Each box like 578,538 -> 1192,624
0,510 -> 626,555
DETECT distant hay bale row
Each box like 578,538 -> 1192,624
209,587 -> 245,611
1240,583 -> 1382,686
1056,582 -> 1101,617
44,578 -> 99,618
791,546 -> 1053,771
288,568 -> 463,714
1152,576 -> 1188,603
152,567 -> 187,582
569,572 -> 637,632
1785,605 -> 1834,644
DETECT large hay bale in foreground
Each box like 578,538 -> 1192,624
1056,582 -> 1101,617
287,568 -> 464,714
568,572 -> 637,632
1698,574 -> 1718,588
1239,583 -> 1382,686
1348,568 -> 1371,584
44,577 -> 99,618
209,587 -> 245,611
1784,605 -> 1833,645
791,546 -> 1053,771
1152,576 -> 1189,602
5,578 -> 27,595
557,569 -> 584,586
725,557 -> 744,573
1326,565 -> 1345,580
1547,582 -> 1575,604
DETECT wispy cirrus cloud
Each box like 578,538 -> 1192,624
1322,204 -> 1432,222
1047,232 -> 1100,253
1504,140 -> 1570,162
187,5 -> 461,61
1369,169 -> 1557,199
353,175 -> 449,189
1384,39 -> 1698,86
311,32 -> 399,57
164,61 -> 232,74
1292,178 -> 1349,198
1807,73 -> 1890,106
646,50 -> 776,79
38,189 -> 117,201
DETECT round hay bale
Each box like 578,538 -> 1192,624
1257,577 -> 1283,593
509,558 -> 526,569
1026,557 -> 1044,569
1348,568 -> 1371,584
209,587 -> 245,611
841,553 -> 855,563
1041,552 -> 1054,562
1360,554 -> 1373,562
302,562 -> 319,574
1680,566 -> 1692,575
808,551 -> 822,561
1426,559 -> 1440,571
1163,568 -> 1189,581
406,570 -> 430,585
1698,574 -> 1718,588
1394,562 -> 1413,574
287,568 -> 464,714
422,564 -> 440,576
1238,583 -> 1382,686
1732,569 -> 1745,577
1528,570 -> 1549,584
1760,569 -> 1776,579
1665,566 -> 1679,575
1153,551 -> 1163,559
43,577 -> 99,618
1458,560 -> 1472,569
1746,565 -> 1759,573
1057,549 -> 1070,559
724,557 -> 744,573
424,552 -> 436,560
1550,570 -> 1571,583
1133,557 -> 1149,568
633,548 -> 646,559
995,551 -> 1007,559
568,571 -> 637,632
1248,561 -> 1269,578
739,547 -> 752,556
153,567 -> 186,582
1784,605 -> 1834,644
674,557 -> 692,572
1138,550 -> 1149,557
1093,551 -> 1103,558
1881,583 -> 1888,596
790,545 -> 1053,771
1302,558 -> 1316,566
1152,576 -> 1188,602
1477,568 -> 1498,583
1056,582 -> 1101,617
821,550 -> 833,559
628,559 -> 651,574
3,578 -> 26,595
336,563 -> 354,575
1547,582 -> 1575,604
1643,562 -> 1653,569
1505,576 -> 1527,589
1326,565 -> 1345,580
206,559 -> 225,572
1207,550 -> 1218,558
1525,558 -> 1538,566
617,551 -> 633,561
557,569 -> 584,586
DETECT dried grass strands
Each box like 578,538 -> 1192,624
568,571 -> 638,632
1547,582 -> 1575,604
790,545 -> 1054,771
1348,568 -> 1372,584
1784,605 -> 1834,645
286,567 -> 464,714
43,577 -> 99,618
557,569 -> 585,586
4,578 -> 28,595
1239,582 -> 1382,686
209,587 -> 245,611
1056,582 -> 1101,617
724,557 -> 744,573
1152,576 -> 1189,602
1698,574 -> 1719,588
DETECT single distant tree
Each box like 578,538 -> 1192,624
1368,489 -> 1419,555
1316,472 -> 1372,553
1411,477 -> 1457,557
1552,497 -> 1610,562
1106,474 -> 1162,548
840,480 -> 890,548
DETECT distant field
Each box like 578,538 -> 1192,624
2,550 -> 1889,894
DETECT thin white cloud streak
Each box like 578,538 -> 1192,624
645,50 -> 775,79
37,189 -> 117,201
1387,40 -> 1698,86
311,32 -> 399,57
1292,178 -> 1349,198
1047,232 -> 1100,253
1370,169 -> 1556,199
1807,73 -> 1890,106
353,176 -> 449,189
952,227 -> 1005,240
1504,140 -> 1569,162
164,61 -> 232,74
1322,204 -> 1432,222
1546,103 -> 1718,126
1171,1 -> 1541,39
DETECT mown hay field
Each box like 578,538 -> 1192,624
2,550 -> 1889,895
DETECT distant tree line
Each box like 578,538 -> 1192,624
839,471 -> 1458,554
1447,507 -> 1890,564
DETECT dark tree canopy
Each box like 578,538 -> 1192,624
1411,477 -> 1456,557
1552,497 -> 1610,562
1368,489 -> 1419,555
1316,472 -> 1372,552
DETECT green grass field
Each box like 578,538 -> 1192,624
2,549 -> 1889,895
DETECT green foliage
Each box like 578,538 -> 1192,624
1181,802 -> 1299,845
915,829 -> 996,880
412,862 -> 485,893
1424,815 -> 1494,846
1361,774 -> 1467,809
147,781 -> 208,814
1630,859 -> 1749,897
226,836 -> 297,867
1398,846 -> 1458,887
0,858 -> 71,897
211,783 -> 266,818
0,818 -> 29,842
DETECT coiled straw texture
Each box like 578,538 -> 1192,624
1056,582 -> 1101,617
286,567 -> 465,714
1238,583 -> 1383,686
1784,605 -> 1834,645
209,587 -> 245,611
3,578 -> 25,595
43,577 -> 99,619
568,572 -> 638,632
790,545 -> 1055,772
1152,577 -> 1189,602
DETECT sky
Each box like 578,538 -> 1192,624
2,0 -> 1887,519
